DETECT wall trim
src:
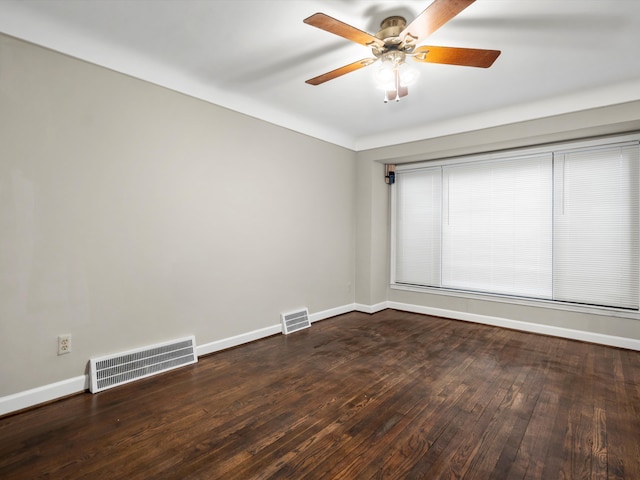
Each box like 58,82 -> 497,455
0,375 -> 88,417
354,302 -> 388,314
0,304 -> 358,416
196,303 -> 356,357
387,301 -> 640,351
4,300 -> 639,416
196,324 -> 282,357
309,303 -> 355,323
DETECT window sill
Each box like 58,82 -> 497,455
389,283 -> 640,321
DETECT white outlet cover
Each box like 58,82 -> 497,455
58,334 -> 71,355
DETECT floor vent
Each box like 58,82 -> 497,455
281,308 -> 311,334
89,336 -> 197,393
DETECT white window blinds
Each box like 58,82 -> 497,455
392,136 -> 640,311
553,144 -> 640,309
394,168 -> 441,286
442,155 -> 553,298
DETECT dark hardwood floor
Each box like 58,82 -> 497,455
1,310 -> 639,479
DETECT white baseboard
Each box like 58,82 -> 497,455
4,300 -> 638,417
1,304 -> 359,416
196,303 -> 357,357
309,303 -> 355,323
387,301 -> 640,351
0,375 -> 88,417
196,324 -> 282,357
354,301 -> 388,314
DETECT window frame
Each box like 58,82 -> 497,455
390,132 -> 640,320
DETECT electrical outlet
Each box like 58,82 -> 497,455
58,334 -> 72,355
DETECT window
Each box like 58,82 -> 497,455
391,135 -> 640,312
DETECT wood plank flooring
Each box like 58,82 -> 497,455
1,310 -> 639,479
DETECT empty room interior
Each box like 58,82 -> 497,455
1,1 -> 640,478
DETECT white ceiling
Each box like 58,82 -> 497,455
1,0 -> 640,151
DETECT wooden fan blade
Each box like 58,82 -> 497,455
304,13 -> 384,48
400,0 -> 475,46
412,45 -> 500,68
306,58 -> 377,86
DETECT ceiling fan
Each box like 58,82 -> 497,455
304,0 -> 500,102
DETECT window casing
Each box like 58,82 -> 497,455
391,134 -> 640,315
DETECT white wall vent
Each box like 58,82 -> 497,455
281,308 -> 311,334
89,336 -> 197,393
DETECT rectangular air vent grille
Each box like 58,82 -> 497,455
89,336 -> 197,393
281,308 -> 311,334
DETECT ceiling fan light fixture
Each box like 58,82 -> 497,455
303,2 -> 501,100
398,62 -> 419,86
375,61 -> 418,88
375,52 -> 419,102
375,60 -> 397,89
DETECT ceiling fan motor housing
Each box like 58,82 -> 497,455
372,16 -> 415,57
376,16 -> 407,41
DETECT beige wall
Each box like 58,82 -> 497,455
3,29 -> 640,401
356,100 -> 640,343
0,34 -> 356,396
354,158 -> 389,307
